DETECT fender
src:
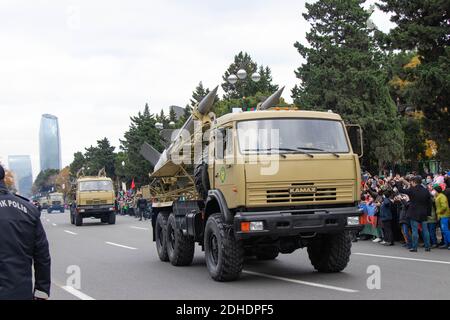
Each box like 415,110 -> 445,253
205,189 -> 233,224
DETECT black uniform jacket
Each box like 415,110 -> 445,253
396,183 -> 432,222
0,182 -> 51,300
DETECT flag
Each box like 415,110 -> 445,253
131,178 -> 135,190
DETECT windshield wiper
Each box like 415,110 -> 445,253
243,148 -> 314,158
297,146 -> 340,158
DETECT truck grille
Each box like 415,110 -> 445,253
86,199 -> 108,205
247,180 -> 354,206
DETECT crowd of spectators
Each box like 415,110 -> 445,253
357,171 -> 450,252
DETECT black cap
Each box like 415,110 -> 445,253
0,164 -> 4,180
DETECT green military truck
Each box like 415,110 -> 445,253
145,87 -> 363,281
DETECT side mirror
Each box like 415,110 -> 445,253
346,124 -> 363,158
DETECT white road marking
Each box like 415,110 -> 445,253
243,270 -> 358,293
354,252 -> 450,265
64,230 -> 78,235
131,226 -> 149,231
61,286 -> 95,300
52,223 -> 57,226
105,241 -> 137,250
46,219 -> 50,222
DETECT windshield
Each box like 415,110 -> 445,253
237,118 -> 349,154
79,180 -> 113,192
50,194 -> 63,200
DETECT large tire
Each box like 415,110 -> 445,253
75,213 -> 83,226
108,212 -> 116,225
155,213 -> 169,262
194,149 -> 210,200
307,231 -> 352,273
101,216 -> 108,223
166,214 -> 195,266
255,247 -> 279,261
204,213 -> 244,281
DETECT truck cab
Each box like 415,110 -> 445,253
206,110 -> 362,240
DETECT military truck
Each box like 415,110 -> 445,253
70,170 -> 116,226
40,196 -> 49,210
47,192 -> 65,213
143,86 -> 363,281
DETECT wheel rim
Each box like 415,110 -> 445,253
209,234 -> 219,266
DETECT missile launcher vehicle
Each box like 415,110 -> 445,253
142,86 -> 364,281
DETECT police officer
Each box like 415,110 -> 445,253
0,164 -> 51,300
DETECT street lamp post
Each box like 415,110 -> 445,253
227,67 -> 261,111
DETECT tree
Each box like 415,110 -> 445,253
84,138 -> 116,177
291,0 -> 404,172
386,53 -> 426,170
156,108 -> 169,128
169,107 -> 177,123
377,0 -> 450,166
114,152 -> 128,180
33,169 -> 60,194
221,52 -> 278,99
120,104 -> 164,186
69,151 -> 85,177
55,167 -> 71,200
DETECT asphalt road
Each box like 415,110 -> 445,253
41,211 -> 450,300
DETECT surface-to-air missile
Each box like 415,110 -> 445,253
140,86 -> 219,178
257,86 -> 285,110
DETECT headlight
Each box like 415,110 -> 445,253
78,209 -> 85,213
347,216 -> 360,226
240,221 -> 265,232
250,221 -> 264,231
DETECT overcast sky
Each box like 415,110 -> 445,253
0,0 -> 394,179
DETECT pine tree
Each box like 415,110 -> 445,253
292,0 -> 404,171
378,0 -> 450,165
169,107 -> 177,123
120,104 -> 163,185
69,152 -> 86,177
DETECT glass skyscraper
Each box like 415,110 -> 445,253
39,114 -> 61,171
8,155 -> 33,198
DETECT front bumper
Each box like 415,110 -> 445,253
77,204 -> 115,214
234,206 -> 363,240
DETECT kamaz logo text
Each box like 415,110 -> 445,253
290,187 -> 317,194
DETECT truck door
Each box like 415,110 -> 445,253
212,125 -> 244,208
